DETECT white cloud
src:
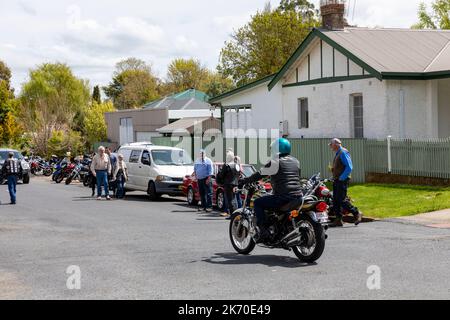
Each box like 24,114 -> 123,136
0,0 -> 435,92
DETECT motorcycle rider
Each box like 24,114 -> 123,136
239,138 -> 303,242
1,151 -> 23,205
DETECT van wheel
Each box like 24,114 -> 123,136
148,181 -> 161,201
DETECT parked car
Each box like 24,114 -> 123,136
0,149 -> 31,184
182,163 -> 272,211
117,145 -> 194,200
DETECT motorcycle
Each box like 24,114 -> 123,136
65,162 -> 83,185
305,173 -> 357,223
54,162 -> 75,184
229,180 -> 329,263
30,158 -> 53,176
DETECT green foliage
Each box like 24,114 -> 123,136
166,58 -> 209,93
202,73 -> 235,98
19,63 -> 90,155
103,58 -> 160,110
92,85 -> 102,104
47,129 -> 84,158
278,0 -> 319,18
412,0 -> 450,29
218,1 -> 319,86
84,101 -> 115,147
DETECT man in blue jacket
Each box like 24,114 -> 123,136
329,138 -> 362,227
194,149 -> 213,213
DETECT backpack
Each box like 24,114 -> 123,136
216,164 -> 229,185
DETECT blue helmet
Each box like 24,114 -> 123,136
271,138 -> 291,156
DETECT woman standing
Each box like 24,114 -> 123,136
113,154 -> 128,199
220,150 -> 241,218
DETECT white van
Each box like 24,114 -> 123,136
118,145 -> 194,200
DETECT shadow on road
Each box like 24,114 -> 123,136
202,252 -> 316,268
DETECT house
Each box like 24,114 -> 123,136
104,89 -> 220,146
143,89 -> 220,122
157,116 -> 221,137
210,0 -> 450,139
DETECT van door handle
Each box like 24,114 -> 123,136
139,166 -> 142,168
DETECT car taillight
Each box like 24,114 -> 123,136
316,202 -> 328,212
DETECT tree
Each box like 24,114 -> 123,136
0,61 -> 22,147
218,3 -> 320,86
278,0 -> 319,19
201,72 -> 235,98
412,0 -> 450,29
104,58 -> 160,110
92,85 -> 101,104
47,129 -> 84,158
166,58 -> 210,93
19,63 -> 90,155
84,101 -> 115,147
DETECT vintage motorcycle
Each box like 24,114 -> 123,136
304,173 -> 358,223
229,180 -> 329,263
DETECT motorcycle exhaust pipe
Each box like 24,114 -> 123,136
281,228 -> 300,243
286,235 -> 302,247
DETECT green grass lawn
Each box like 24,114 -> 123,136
347,184 -> 450,219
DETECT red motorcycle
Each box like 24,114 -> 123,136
54,162 -> 75,184
305,173 -> 355,222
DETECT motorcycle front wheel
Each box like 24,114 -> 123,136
292,214 -> 326,263
229,212 -> 255,255
65,175 -> 73,185
55,174 -> 65,184
43,168 -> 53,176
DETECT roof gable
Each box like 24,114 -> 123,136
268,28 -> 450,90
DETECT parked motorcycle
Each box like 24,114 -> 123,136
229,180 -> 329,263
65,162 -> 83,185
305,173 -> 357,223
54,162 -> 75,184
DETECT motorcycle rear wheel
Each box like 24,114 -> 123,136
292,214 -> 326,263
229,212 -> 255,255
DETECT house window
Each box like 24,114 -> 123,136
351,94 -> 364,138
298,98 -> 309,129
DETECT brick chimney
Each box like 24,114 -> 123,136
320,0 -> 346,30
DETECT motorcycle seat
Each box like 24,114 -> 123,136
279,198 -> 305,212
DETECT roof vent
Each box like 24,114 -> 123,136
320,0 -> 346,30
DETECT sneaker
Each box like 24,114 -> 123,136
220,212 -> 230,217
106,196 -> 111,201
205,208 -> 213,213
97,197 -> 102,200
354,211 -> 363,226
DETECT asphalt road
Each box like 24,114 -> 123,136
0,178 -> 449,300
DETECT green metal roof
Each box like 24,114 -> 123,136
144,89 -> 210,109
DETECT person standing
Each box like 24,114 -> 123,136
105,147 -> 117,197
113,154 -> 128,199
219,150 -> 241,218
91,146 -> 112,200
194,149 -> 213,213
329,138 -> 363,227
1,152 -> 22,205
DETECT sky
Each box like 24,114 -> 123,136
0,0 -> 435,93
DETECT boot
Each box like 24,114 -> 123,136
354,211 -> 363,226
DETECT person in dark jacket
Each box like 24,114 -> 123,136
329,138 -> 362,227
239,138 -> 303,242
220,150 -> 242,218
1,152 -> 22,205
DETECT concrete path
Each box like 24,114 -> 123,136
394,209 -> 450,229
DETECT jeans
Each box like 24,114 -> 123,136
198,178 -> 212,209
96,170 -> 109,197
223,185 -> 243,214
7,175 -> 17,204
332,179 -> 359,218
254,194 -> 298,228
116,175 -> 126,199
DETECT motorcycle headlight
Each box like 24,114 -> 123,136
156,175 -> 172,182
21,162 -> 30,170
